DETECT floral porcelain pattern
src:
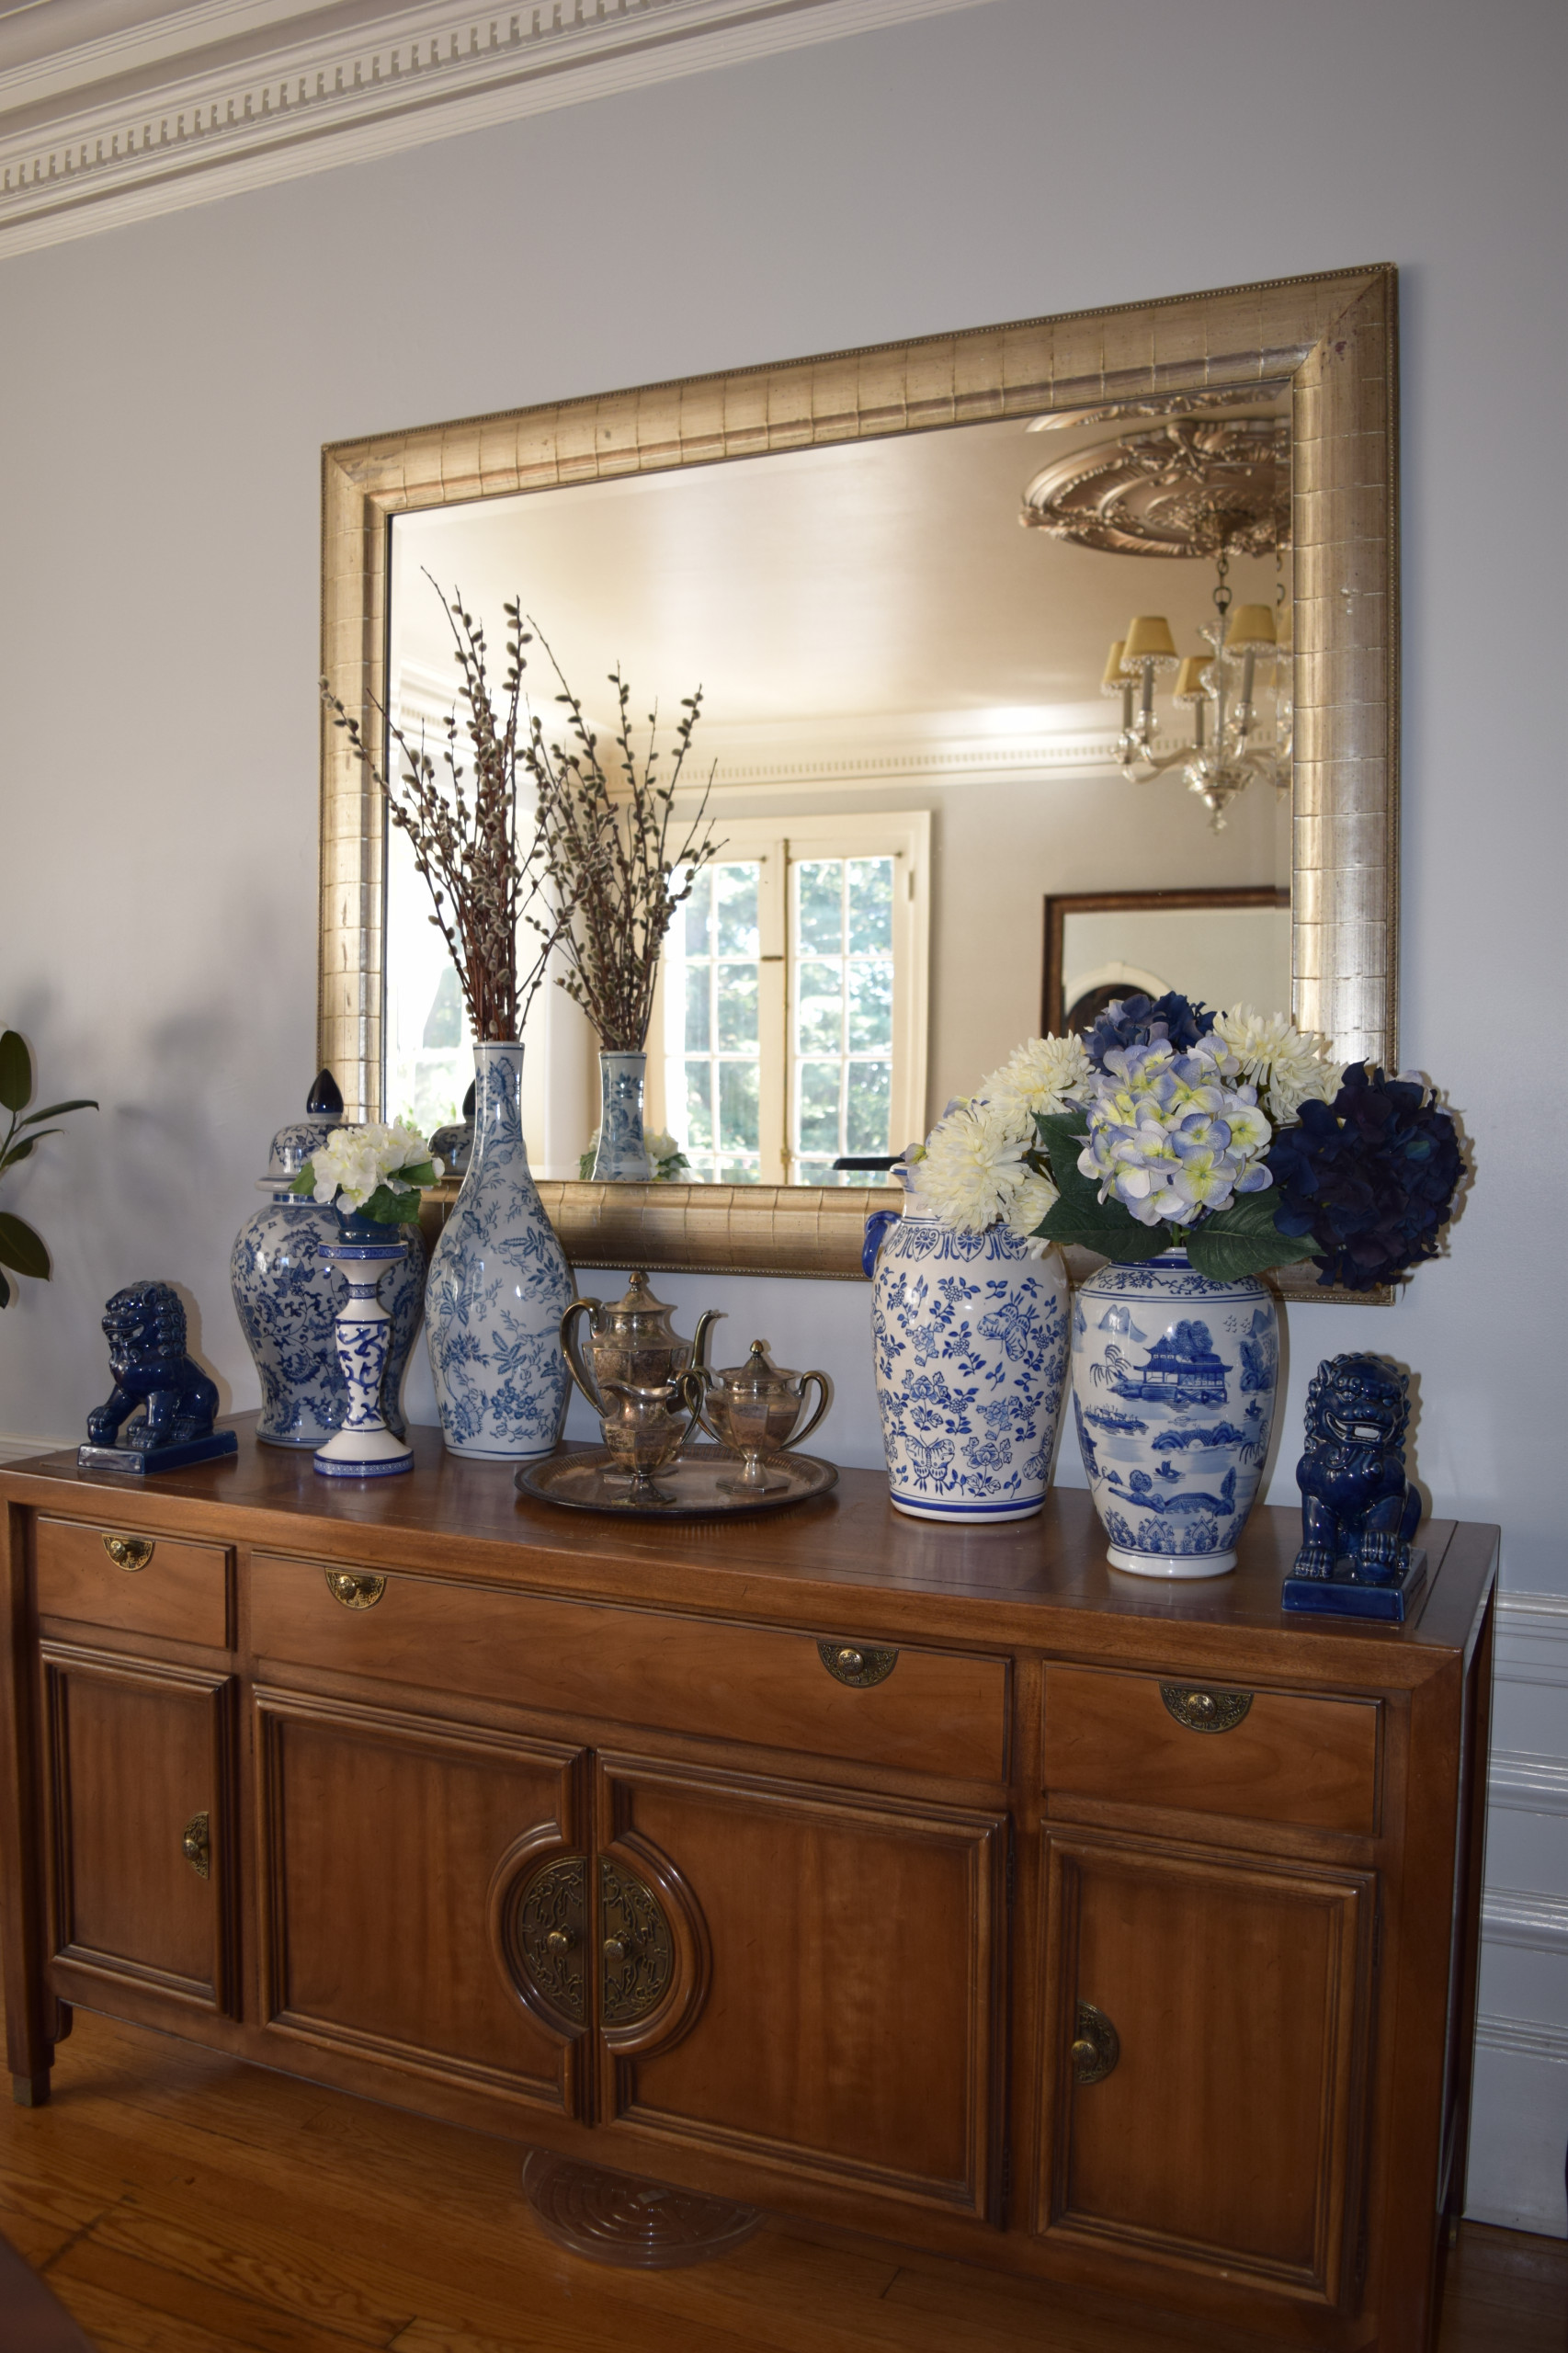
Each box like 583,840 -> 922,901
592,1051 -> 653,1181
871,1211 -> 1069,1522
232,1114 -> 421,1447
1070,1251 -> 1278,1574
425,1042 -> 574,1459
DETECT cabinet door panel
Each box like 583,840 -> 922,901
600,1755 -> 1005,2216
257,1689 -> 584,2115
43,1644 -> 233,2011
1039,1832 -> 1373,2306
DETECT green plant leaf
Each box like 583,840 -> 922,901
0,1133 -> 53,1170
0,1267 -> 10,1308
1186,1188 -> 1323,1282
0,1031 -> 33,1114
0,1211 -> 51,1279
18,1098 -> 97,1126
358,1182 -> 425,1224
1034,1193 -> 1170,1261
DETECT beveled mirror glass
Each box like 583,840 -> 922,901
321,265 -> 1397,1281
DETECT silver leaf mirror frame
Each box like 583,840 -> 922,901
319,264 -> 1397,1290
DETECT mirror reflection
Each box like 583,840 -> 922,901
385,397 -> 1291,1179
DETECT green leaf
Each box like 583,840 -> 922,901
0,1031 -> 33,1114
358,1182 -> 425,1225
18,1098 -> 97,1126
0,1133 -> 52,1170
1034,1193 -> 1170,1261
0,1267 -> 10,1308
1186,1188 -> 1323,1282
0,1211 -> 51,1280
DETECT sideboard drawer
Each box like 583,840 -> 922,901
252,1554 -> 1009,1783
1042,1665 -> 1381,1836
35,1518 -> 232,1650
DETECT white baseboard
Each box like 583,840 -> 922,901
0,1431 -> 74,1464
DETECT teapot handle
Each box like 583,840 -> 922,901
677,1369 -> 708,1449
787,1370 -> 835,1453
560,1297 -> 606,1416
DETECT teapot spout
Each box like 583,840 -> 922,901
689,1307 -> 724,1376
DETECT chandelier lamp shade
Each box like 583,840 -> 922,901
1105,580 -> 1292,831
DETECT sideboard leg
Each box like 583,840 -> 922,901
12,2071 -> 51,2108
521,2149 -> 762,2268
0,1506 -> 54,2110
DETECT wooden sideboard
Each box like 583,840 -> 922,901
0,1424 -> 1494,2349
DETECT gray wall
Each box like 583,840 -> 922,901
0,0 -> 1563,2229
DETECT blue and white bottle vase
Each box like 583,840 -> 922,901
425,1040 -> 574,1460
313,1212 -> 414,1479
1070,1248 -> 1279,1577
870,1199 -> 1070,1524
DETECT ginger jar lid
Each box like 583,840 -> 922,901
259,1070 -> 352,1189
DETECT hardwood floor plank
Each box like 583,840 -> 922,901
47,2272 -> 354,2353
51,2232 -> 383,2353
78,2197 -> 417,2346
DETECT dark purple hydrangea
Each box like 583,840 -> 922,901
1084,992 -> 1216,1069
1266,1064 -> 1464,1290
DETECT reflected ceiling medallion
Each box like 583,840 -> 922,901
1021,415 -> 1292,832
1020,419 -> 1290,558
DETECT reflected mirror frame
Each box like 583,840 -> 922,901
321,264 -> 1398,1292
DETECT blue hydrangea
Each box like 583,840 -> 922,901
1084,992 -> 1217,1070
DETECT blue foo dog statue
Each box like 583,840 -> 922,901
78,1282 -> 238,1475
1281,1352 -> 1425,1621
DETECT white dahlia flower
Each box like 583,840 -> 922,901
1210,1007 -> 1341,1125
979,1032 -> 1093,1128
915,1099 -> 1032,1233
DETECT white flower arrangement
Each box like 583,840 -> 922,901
909,1032 -> 1091,1256
293,1120 -> 442,1223
577,1128 -> 689,1182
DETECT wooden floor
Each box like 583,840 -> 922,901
0,2012 -> 1561,2353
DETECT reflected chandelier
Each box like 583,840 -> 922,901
1022,411 -> 1292,831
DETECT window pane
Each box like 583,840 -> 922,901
796,1160 -> 841,1187
683,1062 -> 713,1150
682,868 -> 712,957
684,962 -> 710,1054
798,1060 -> 841,1155
797,860 -> 843,954
716,866 -> 759,959
847,858 -> 893,956
796,960 -> 843,1054
717,963 -> 758,1051
846,1061 -> 892,1154
720,1060 -> 760,1153
720,1156 -> 761,1184
847,961 -> 893,1051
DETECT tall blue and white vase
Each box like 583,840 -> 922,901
425,1040 -> 574,1459
231,1083 -> 422,1448
870,1203 -> 1070,1523
1070,1249 -> 1278,1577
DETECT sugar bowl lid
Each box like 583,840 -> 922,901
260,1069 -> 351,1188
710,1338 -> 800,1394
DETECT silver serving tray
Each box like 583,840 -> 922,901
516,1441 -> 837,1518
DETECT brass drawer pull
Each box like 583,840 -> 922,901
1071,2001 -> 1119,2086
818,1640 -> 898,1688
1160,1682 -> 1252,1733
102,1534 -> 154,1573
181,1813 -> 210,1880
324,1571 -> 386,1610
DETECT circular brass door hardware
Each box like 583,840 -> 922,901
181,1813 -> 211,1880
324,1571 -> 386,1610
101,1534 -> 154,1573
1159,1681 -> 1253,1733
1071,2001 -> 1119,2086
818,1640 -> 898,1688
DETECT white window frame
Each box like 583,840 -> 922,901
649,810 -> 929,1182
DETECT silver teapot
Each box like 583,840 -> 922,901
561,1272 -> 722,1417
695,1339 -> 834,1495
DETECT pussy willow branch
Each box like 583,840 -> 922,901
524,627 -> 721,1054
321,575 -> 572,1043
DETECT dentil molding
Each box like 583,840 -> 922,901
0,0 -> 994,256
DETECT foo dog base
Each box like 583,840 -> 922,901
1282,1547 -> 1427,1623
519,2149 -> 762,2268
76,1429 -> 238,1476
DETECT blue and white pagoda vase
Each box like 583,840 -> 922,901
231,1074 -> 422,1448
425,1040 -> 574,1460
1070,1249 -> 1278,1577
869,1200 -> 1069,1523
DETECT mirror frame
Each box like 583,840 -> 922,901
321,263 -> 1398,1289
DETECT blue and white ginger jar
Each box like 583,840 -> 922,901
231,1084 -> 423,1448
870,1202 -> 1069,1523
425,1040 -> 574,1460
1071,1249 -> 1278,1577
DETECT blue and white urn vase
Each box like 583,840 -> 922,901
870,1201 -> 1069,1523
425,1040 -> 574,1460
1071,1249 -> 1278,1577
231,1075 -> 422,1448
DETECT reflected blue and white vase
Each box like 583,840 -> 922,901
1071,1249 -> 1278,1578
425,1040 -> 574,1459
591,1051 -> 653,1181
231,1079 -> 422,1448
870,1203 -> 1070,1523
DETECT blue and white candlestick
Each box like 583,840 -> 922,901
313,1211 -> 415,1479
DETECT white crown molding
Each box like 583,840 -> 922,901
1473,2012 -> 1568,2065
0,0 -> 996,258
1491,1750 -> 1568,1819
1483,1887 -> 1568,1959
1495,1591 -> 1568,1693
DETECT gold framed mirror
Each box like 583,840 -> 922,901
321,263 -> 1396,1284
